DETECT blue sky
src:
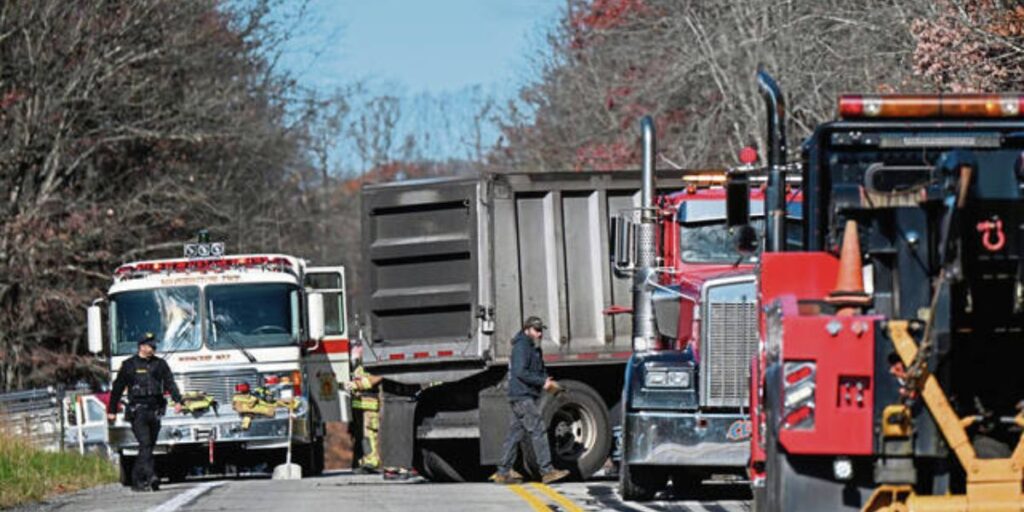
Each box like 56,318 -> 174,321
276,0 -> 563,165
282,0 -> 561,93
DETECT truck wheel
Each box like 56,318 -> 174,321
119,454 -> 134,487
527,380 -> 611,480
619,463 -> 666,501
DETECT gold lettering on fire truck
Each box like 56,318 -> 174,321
159,275 -> 241,286
176,354 -> 232,362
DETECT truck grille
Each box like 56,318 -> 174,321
183,370 -> 259,408
702,279 -> 758,407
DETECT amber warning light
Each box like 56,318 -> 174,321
839,94 -> 1024,119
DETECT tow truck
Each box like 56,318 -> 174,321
732,71 -> 1024,511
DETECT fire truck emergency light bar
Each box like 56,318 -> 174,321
114,256 -> 295,280
839,94 -> 1024,119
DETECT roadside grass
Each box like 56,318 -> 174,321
0,434 -> 117,509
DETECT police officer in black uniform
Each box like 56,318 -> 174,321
106,332 -> 183,491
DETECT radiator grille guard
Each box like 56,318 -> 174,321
183,370 -> 259,408
701,277 -> 758,407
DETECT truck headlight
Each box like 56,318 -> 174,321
644,369 -> 692,388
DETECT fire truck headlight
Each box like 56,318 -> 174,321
833,457 -> 853,481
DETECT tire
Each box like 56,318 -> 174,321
619,463 -> 667,501
524,380 -> 611,480
119,454 -> 134,487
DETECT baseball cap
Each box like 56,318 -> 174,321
523,316 -> 547,331
138,332 -> 158,346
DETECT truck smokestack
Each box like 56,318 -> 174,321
632,116 -> 658,351
757,69 -> 788,253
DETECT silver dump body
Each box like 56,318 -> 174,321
360,171 -> 686,377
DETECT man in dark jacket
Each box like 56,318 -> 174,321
107,332 -> 183,491
492,316 -> 569,484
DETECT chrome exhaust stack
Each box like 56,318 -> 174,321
632,116 -> 658,351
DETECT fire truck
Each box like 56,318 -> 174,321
732,71 -> 1024,511
612,118 -> 801,499
87,235 -> 351,484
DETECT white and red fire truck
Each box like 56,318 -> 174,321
87,237 -> 351,484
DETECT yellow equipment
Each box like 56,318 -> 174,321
863,321 -> 1024,511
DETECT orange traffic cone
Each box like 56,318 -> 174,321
826,219 -> 871,316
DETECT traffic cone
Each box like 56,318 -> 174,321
826,219 -> 871,316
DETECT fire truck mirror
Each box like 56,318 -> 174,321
87,305 -> 103,354
307,293 -> 326,342
732,224 -> 759,256
726,174 -> 750,227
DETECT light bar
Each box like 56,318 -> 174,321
839,94 -> 1024,119
115,256 -> 295,279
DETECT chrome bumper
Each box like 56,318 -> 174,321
109,407 -> 310,455
623,411 -> 750,467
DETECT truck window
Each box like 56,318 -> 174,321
109,287 -> 201,355
206,283 -> 299,349
304,272 -> 346,336
680,219 -> 765,264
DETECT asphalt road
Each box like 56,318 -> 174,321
14,472 -> 751,512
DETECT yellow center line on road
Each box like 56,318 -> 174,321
507,484 -> 552,511
528,483 -> 585,512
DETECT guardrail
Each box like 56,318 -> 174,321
0,387 -> 65,452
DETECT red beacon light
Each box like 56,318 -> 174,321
839,94 -> 1024,119
738,146 -> 758,165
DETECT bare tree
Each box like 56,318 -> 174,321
494,0 -> 931,172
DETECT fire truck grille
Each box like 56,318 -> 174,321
703,280 -> 758,407
183,370 -> 259,408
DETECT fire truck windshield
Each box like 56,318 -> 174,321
206,283 -> 299,350
110,286 -> 201,355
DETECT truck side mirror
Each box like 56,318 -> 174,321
87,305 -> 103,354
307,293 -> 325,342
732,224 -> 759,256
610,215 -> 636,269
726,174 -> 750,228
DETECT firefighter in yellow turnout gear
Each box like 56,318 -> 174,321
346,364 -> 383,470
